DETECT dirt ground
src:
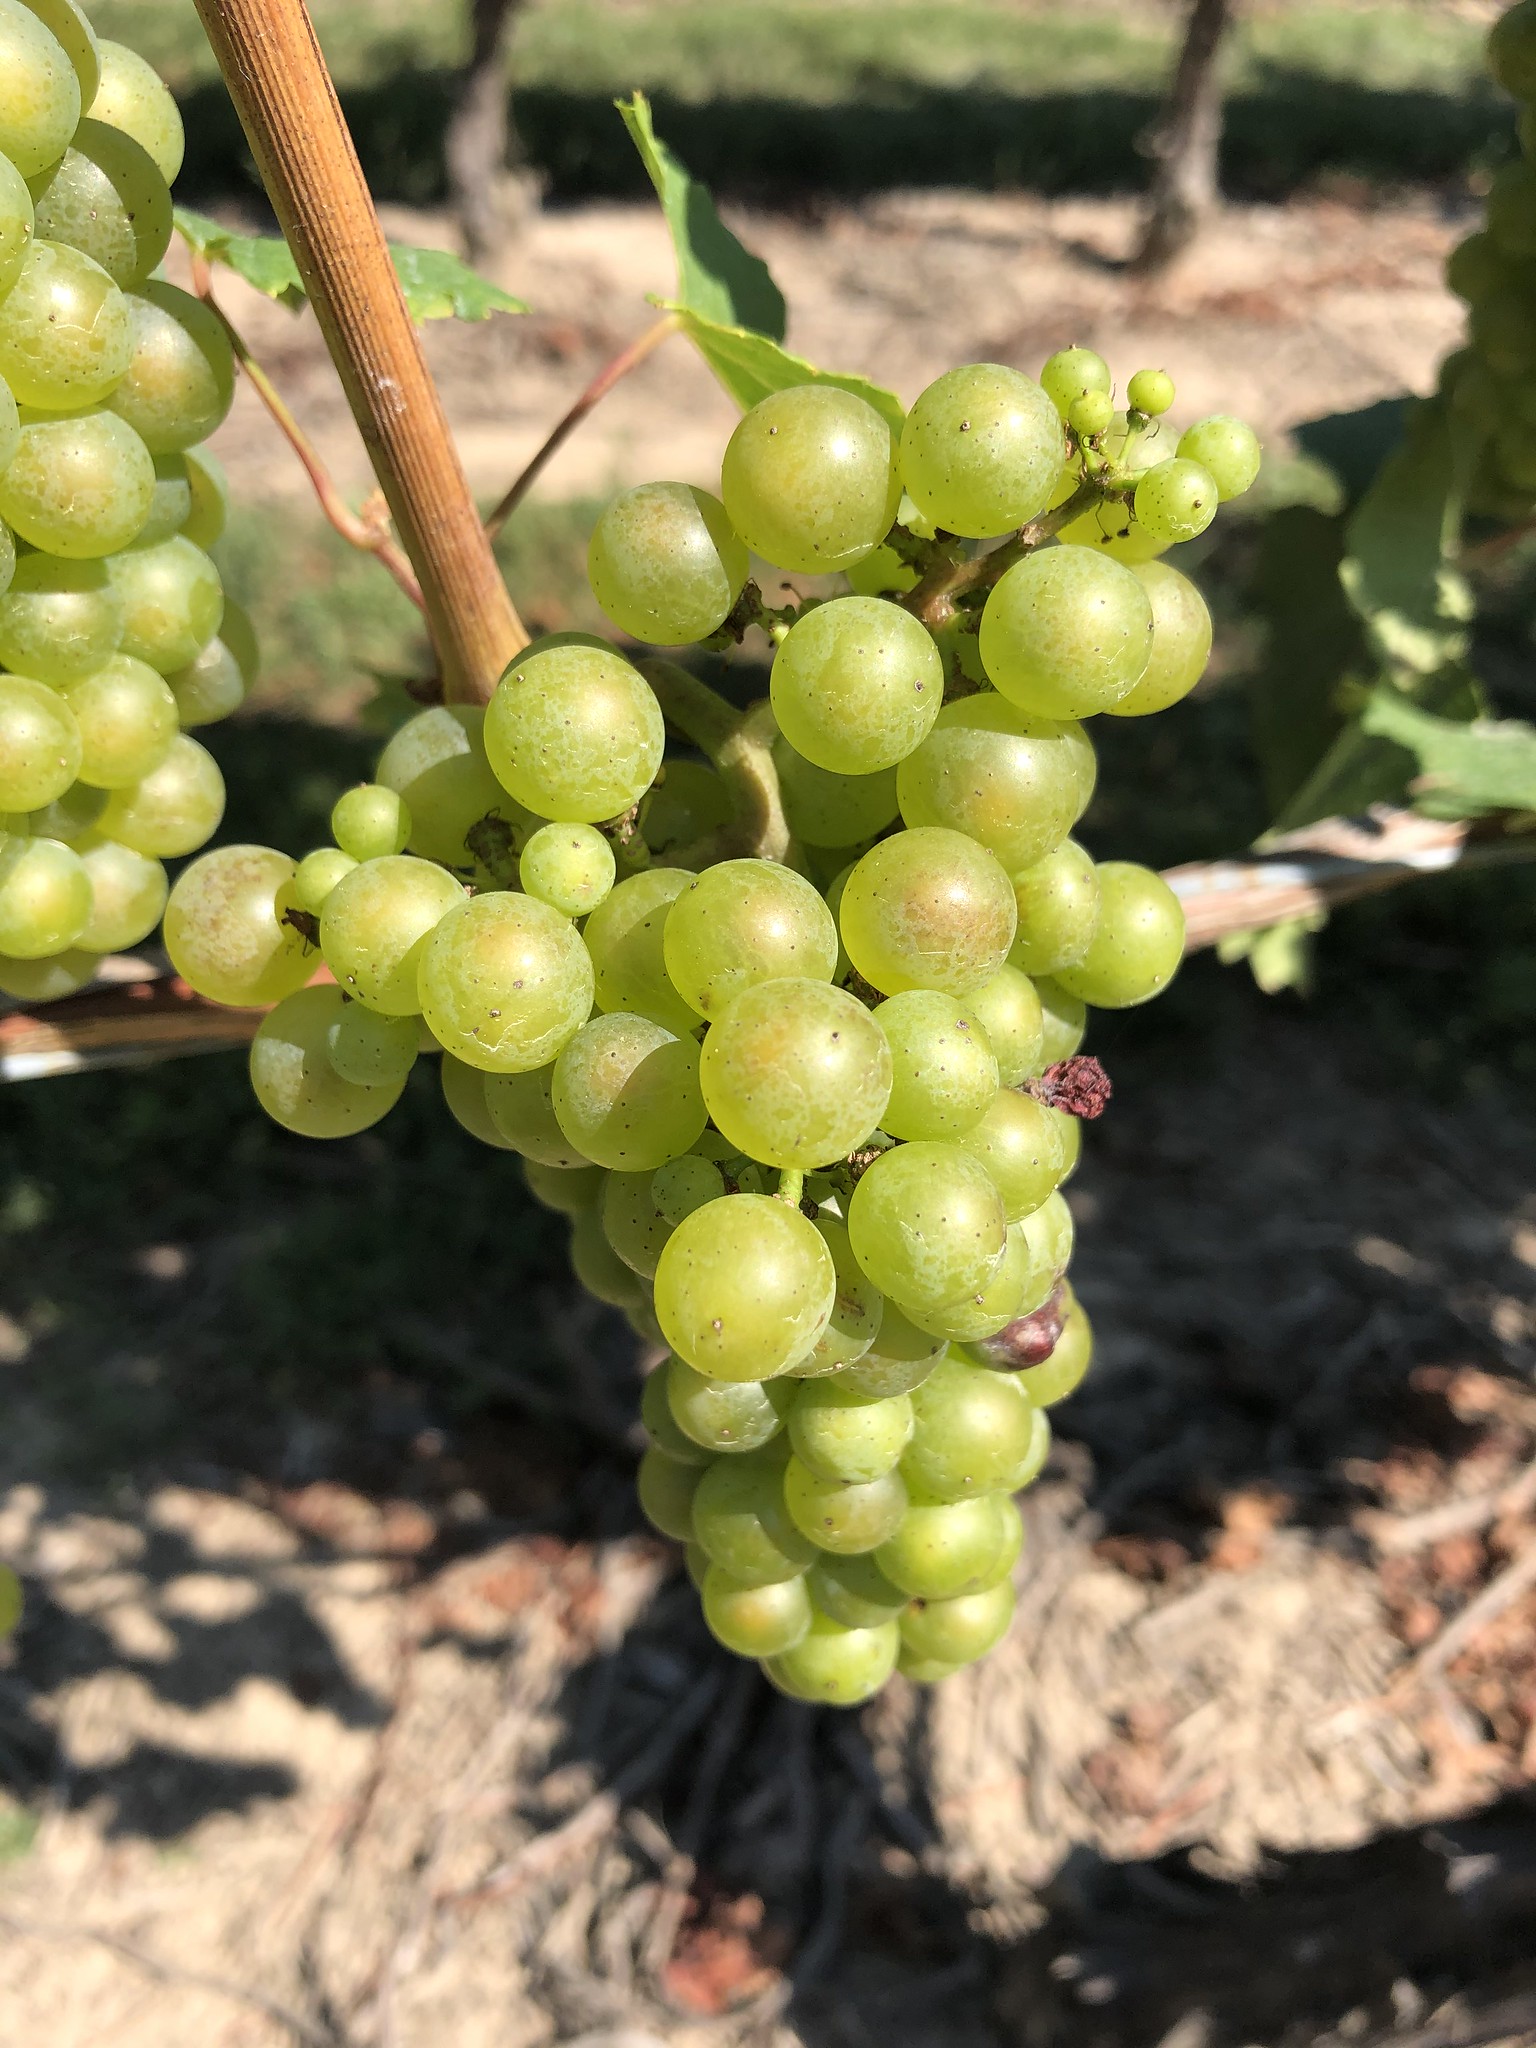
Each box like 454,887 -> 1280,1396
5,190 -> 1536,2048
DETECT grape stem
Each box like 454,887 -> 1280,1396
482,313 -> 683,541
901,476 -> 1129,631
775,1168 -> 805,1208
638,661 -> 793,865
186,249 -> 427,611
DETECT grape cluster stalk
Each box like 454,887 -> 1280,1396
0,0 -> 253,998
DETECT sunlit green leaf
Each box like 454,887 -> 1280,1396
1359,686 -> 1536,818
669,306 -> 904,433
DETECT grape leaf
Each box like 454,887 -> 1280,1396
1358,686 -> 1536,818
1337,396 -> 1473,674
617,92 -> 785,341
1266,663 -> 1484,837
668,306 -> 905,435
173,208 -> 527,321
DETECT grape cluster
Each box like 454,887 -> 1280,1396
1444,0 -> 1536,508
162,327 -> 1256,1694
0,0 -> 248,1000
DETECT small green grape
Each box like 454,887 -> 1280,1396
167,633 -> 247,729
587,480 -> 748,644
440,1053 -> 519,1150
1175,415 -> 1262,501
789,1377 -> 913,1484
1107,560 -> 1212,717
720,383 -> 900,574
899,362 -> 1064,538
875,989 -> 999,1141
965,964 -> 1044,1087
1132,458 -> 1218,545
0,240 -> 130,409
291,847 -> 357,917
665,857 -> 838,1016
1009,837 -> 1101,976
641,759 -> 732,858
0,409 -> 154,560
0,832 -> 91,955
786,1214 -> 885,1376
485,641 -> 663,824
551,1011 -> 706,1172
876,1489 -> 1008,1600
181,446 -> 229,550
0,674 -> 82,811
847,1141 -> 1007,1314
904,1220 -> 1049,1343
839,826 -> 1016,997
955,1086 -> 1065,1223
641,1363 -> 710,1463
652,1153 -> 726,1227
601,1168 -> 672,1276
59,654 -> 176,788
979,545 -> 1153,718
108,536 -> 224,672
519,821 -> 615,918
895,693 -> 1092,875
667,1352 -> 795,1454
900,1576 -> 1016,1667
108,282 -> 236,452
29,120 -> 173,290
137,453 -> 194,546
699,977 -> 892,1170
0,946 -> 102,1001
331,784 -> 411,863
770,595 -> 943,776
840,1300 -> 947,1398
783,1455 -> 907,1555
374,704 -> 514,870
703,1565 -> 811,1658
420,891 -> 595,1072
1068,391 -> 1114,439
1033,975 -> 1087,1066
0,0 -> 81,177
765,1611 -> 900,1705
654,1192 -> 835,1383
250,984 -> 407,1139
524,1157 -> 604,1217
691,1447 -> 817,1584
1007,1288 -> 1093,1408
637,1445 -> 703,1542
806,1550 -> 908,1629
327,1001 -> 420,1088
75,834 -> 165,951
27,779 -> 104,843
902,1352 -> 1037,1502
1053,860 -> 1185,1008
87,37 -> 183,182
320,854 -> 463,1016
163,844 -> 315,1006
1039,347 -> 1111,420
0,152 -> 30,302
582,866 -> 698,1035
772,738 -> 900,849
1126,368 -> 1175,416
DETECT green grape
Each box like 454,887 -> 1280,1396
582,865 -> 697,1035
895,1648 -> 963,1684
641,758 -> 732,858
654,1192 -> 835,1382
1009,838 -> 1100,976
905,1220 -> 1048,1342
902,1352 -> 1036,1501
899,363 -> 1064,538
844,541 -> 918,597
568,1203 -> 643,1310
772,737 -> 899,848
839,826 -> 1016,997
0,241 -> 131,409
87,38 -> 183,182
587,481 -> 748,644
664,858 -> 837,1018
841,1300 -> 946,1397
876,1489 -> 1007,1600
0,0 -> 80,177
1132,458 -> 1218,545
769,595 -> 942,776
1017,1188 -> 1074,1278
847,1141 -> 1007,1313
785,1214 -> 884,1376
637,1445 -> 703,1541
651,1153 -> 726,1226
0,153 -> 31,303
684,1540 -> 711,1588
985,1492 -> 1026,1585
721,384 -> 900,574
0,517 -> 13,600
440,1052 -> 519,1150
875,989 -> 999,1141
0,409 -> 154,560
181,446 -> 229,550
955,1087 -> 1065,1223
0,945 -> 100,999
1003,1402 -> 1051,1492
419,890 -> 595,1071
895,694 -> 1091,875
603,1168 -> 674,1276
1106,560 -> 1211,718
519,821 -> 615,918
249,983 -> 408,1137
59,654 -> 176,788
29,120 -> 172,290
0,832 -> 89,954
789,1378 -> 913,1484
552,1011 -> 705,1171
524,1157 -> 604,1217
765,1611 -> 900,1706
1053,1105 -> 1081,1183
470,1047 -> 596,1155
965,964 -> 1043,1087
641,1364 -> 709,1464
291,846 -> 356,917
319,854 -> 463,1015
1175,415 -> 1262,502
108,283 -> 236,452
1127,368 -> 1175,416
703,1565 -> 811,1659
331,784 -> 410,863
0,673 -> 81,810
783,1455 -> 907,1555
327,1001 -> 419,1088
667,1352 -> 795,1454
166,634 -> 247,728
75,834 -> 165,951
900,1577 -> 1015,1668
107,536 -> 223,671
691,1448 -> 817,1584
1033,976 -> 1086,1067
1009,1289 -> 1093,1408
162,844 -> 315,1005
374,704 -> 516,872
806,1550 -> 907,1629
1069,390 -> 1114,439
1054,497 -> 1167,564
27,778 -> 103,842
1054,860 -> 1184,1007
137,453 -> 193,546
485,642 -> 663,824
1039,347 -> 1111,419
979,545 -> 1152,718
699,977 -> 892,1170
21,0 -> 96,99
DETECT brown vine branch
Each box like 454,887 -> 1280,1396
193,0 -> 527,703
1132,0 -> 1232,275
483,312 -> 682,541
187,248 -> 425,609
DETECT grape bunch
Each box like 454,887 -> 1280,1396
1444,0 -> 1536,510
0,0 -> 249,1000
160,332 -> 1256,1699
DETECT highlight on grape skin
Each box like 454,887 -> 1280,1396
0,10 -> 1265,1704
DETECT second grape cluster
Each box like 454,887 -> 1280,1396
167,343 -> 1259,1705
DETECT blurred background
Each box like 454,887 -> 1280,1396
6,4 -> 1536,2045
